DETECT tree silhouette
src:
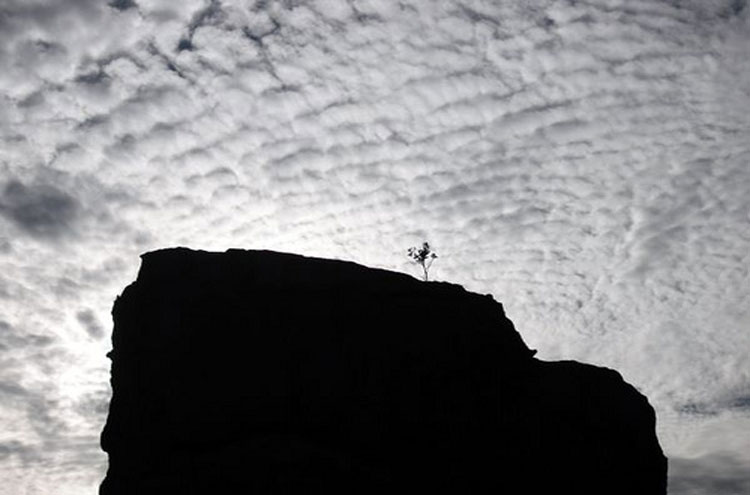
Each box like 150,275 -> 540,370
407,242 -> 438,281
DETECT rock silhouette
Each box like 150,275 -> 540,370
100,248 -> 667,494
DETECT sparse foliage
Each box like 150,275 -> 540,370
407,242 -> 438,281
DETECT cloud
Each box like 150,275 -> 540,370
670,453 -> 750,495
0,315 -> 107,494
0,0 -> 749,493
0,180 -> 79,239
107,0 -> 137,11
0,320 -> 55,351
75,310 -> 105,340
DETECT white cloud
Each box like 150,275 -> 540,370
1,0 -> 749,492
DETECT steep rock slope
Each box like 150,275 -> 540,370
100,248 -> 667,494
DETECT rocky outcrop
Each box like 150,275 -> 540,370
100,248 -> 667,494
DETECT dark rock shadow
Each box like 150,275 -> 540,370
100,248 -> 667,494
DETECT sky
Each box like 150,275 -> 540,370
0,0 -> 748,493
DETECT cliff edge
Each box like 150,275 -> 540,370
100,247 -> 667,494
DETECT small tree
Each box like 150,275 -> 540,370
407,242 -> 438,281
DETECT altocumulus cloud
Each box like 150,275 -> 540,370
0,0 -> 749,493
75,309 -> 105,340
0,180 -> 79,239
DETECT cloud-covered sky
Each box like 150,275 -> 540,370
0,0 -> 748,493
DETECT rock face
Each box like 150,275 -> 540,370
100,248 -> 667,494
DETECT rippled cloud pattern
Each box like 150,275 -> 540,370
0,1 -> 749,493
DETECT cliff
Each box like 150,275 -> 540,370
100,248 -> 667,494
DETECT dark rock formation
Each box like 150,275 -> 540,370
100,248 -> 667,494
